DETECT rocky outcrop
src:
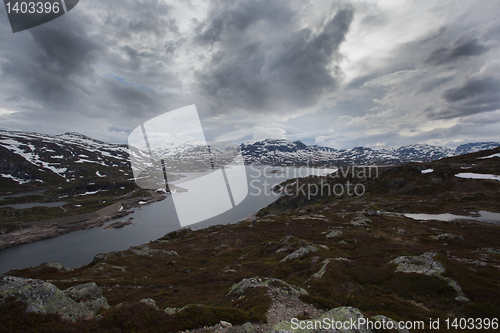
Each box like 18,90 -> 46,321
63,282 -> 110,314
326,230 -> 343,238
128,244 -> 179,257
1,276 -> 92,321
0,276 -> 109,321
390,252 -> 469,302
311,259 -> 330,279
280,245 -> 318,262
391,252 -> 445,276
138,298 -> 159,310
228,277 -> 308,296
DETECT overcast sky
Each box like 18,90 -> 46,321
1,0 -> 499,148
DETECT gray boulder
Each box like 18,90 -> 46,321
390,252 -> 445,276
139,298 -> 159,310
63,282 -> 102,301
63,282 -> 110,313
281,246 -> 318,262
228,277 -> 307,296
0,275 -> 93,321
241,322 -> 256,333
326,230 -> 343,238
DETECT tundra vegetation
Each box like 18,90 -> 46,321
1,147 -> 500,332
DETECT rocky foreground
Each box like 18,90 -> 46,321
1,148 -> 500,332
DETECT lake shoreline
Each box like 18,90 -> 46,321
0,190 -> 166,250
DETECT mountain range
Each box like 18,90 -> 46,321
240,139 -> 499,165
0,130 -> 499,189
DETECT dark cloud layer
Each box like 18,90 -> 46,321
429,75 -> 500,119
195,0 -> 294,45
197,2 -> 354,113
0,0 -> 180,136
424,37 -> 489,65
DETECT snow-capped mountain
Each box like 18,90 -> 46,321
241,139 -> 499,166
1,130 -> 499,188
454,142 -> 500,155
0,130 -> 131,187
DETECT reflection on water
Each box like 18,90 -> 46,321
0,189 -> 47,201
0,166 -> 333,274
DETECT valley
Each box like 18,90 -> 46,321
1,133 -> 499,332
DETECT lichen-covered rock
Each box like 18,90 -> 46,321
326,230 -> 343,238
164,307 -> 180,315
0,275 -> 93,321
390,252 -> 445,276
442,278 -> 469,302
63,282 -> 102,301
390,252 -> 469,302
312,259 -> 330,279
280,246 -> 318,262
139,298 -> 158,310
42,261 -> 71,272
241,322 -> 256,333
350,214 -> 371,227
82,296 -> 110,313
63,282 -> 110,314
129,244 -> 179,256
430,233 -> 464,241
481,248 -> 500,255
161,227 -> 194,240
93,253 -> 108,264
228,277 -> 307,296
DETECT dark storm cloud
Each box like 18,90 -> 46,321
30,24 -> 103,77
103,77 -> 163,117
429,76 -> 500,119
268,8 -> 354,93
197,4 -> 354,113
0,18 -> 101,108
424,37 -> 489,65
0,0 -> 179,126
443,76 -> 498,102
195,0 -> 294,45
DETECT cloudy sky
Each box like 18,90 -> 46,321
1,0 -> 499,148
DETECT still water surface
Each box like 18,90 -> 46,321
0,166 -> 333,274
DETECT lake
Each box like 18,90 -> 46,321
0,165 -> 334,274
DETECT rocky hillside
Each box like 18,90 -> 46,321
0,130 -> 132,192
1,147 -> 499,332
